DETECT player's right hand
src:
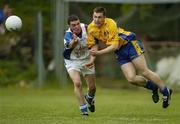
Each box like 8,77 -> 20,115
73,33 -> 78,43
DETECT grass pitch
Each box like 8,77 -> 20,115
0,87 -> 180,124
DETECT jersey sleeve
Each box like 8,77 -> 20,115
106,20 -> 119,46
87,25 -> 96,48
64,31 -> 73,49
0,10 -> 4,24
63,31 -> 73,59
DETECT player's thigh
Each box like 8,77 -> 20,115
121,62 -> 136,80
132,54 -> 149,72
65,59 -> 82,83
68,69 -> 81,84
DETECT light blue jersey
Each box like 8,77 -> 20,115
63,23 -> 89,60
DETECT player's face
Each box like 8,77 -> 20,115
69,20 -> 81,35
93,12 -> 105,27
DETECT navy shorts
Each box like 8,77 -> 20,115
114,40 -> 145,65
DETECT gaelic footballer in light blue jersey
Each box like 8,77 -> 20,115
63,15 -> 96,116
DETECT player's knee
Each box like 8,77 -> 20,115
74,81 -> 82,89
127,76 -> 136,84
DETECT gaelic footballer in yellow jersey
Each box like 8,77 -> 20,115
88,17 -> 144,65
86,7 -> 172,109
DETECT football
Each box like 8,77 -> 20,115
5,15 -> 22,31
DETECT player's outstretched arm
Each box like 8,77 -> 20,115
89,44 -> 118,56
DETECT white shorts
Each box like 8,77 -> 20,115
64,59 -> 95,76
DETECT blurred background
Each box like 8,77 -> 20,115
0,0 -> 180,89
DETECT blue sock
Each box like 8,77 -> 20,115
160,87 -> 169,96
80,104 -> 87,113
86,93 -> 94,102
144,80 -> 158,91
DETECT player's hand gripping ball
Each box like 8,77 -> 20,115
5,15 -> 22,31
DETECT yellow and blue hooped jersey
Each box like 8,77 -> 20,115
118,28 -> 136,43
87,18 -> 144,65
87,18 -> 137,48
87,18 -> 119,47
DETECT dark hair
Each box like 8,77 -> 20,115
93,7 -> 106,16
67,15 -> 79,25
1,0 -> 9,8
